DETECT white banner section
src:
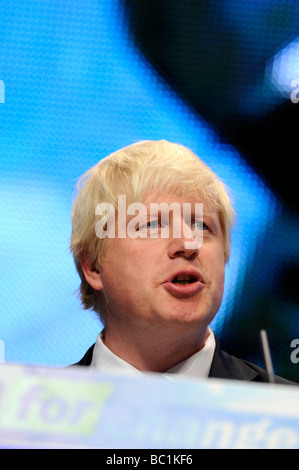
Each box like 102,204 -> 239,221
0,363 -> 298,448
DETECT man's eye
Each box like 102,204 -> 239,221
139,219 -> 160,231
148,219 -> 160,229
191,221 -> 209,231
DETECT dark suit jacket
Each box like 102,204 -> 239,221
74,336 -> 295,385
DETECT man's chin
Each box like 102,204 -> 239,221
156,304 -> 213,328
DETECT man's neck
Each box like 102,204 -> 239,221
102,321 -> 210,373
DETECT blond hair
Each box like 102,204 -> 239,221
70,140 -> 235,321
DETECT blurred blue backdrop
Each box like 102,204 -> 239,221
0,0 -> 298,379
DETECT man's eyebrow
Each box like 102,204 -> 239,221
202,212 -> 221,231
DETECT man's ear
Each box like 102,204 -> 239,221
81,258 -> 103,291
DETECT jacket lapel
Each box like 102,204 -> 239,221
209,337 -> 260,381
75,344 -> 95,366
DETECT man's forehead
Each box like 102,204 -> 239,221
141,192 -> 217,216
142,192 -> 196,204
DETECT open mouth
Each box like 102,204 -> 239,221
164,270 -> 204,298
171,275 -> 198,285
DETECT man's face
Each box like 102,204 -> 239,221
97,193 -> 226,333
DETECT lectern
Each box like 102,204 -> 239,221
0,363 -> 298,448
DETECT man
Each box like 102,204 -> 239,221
70,140 -> 292,384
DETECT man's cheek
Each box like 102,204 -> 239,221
216,275 -> 225,305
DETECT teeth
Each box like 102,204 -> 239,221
176,275 -> 192,281
172,274 -> 196,284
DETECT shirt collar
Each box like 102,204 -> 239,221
90,327 -> 215,380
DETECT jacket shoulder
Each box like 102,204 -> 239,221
71,343 -> 95,367
209,338 -> 296,385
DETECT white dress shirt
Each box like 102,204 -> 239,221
90,327 -> 216,380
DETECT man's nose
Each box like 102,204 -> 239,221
167,220 -> 200,260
